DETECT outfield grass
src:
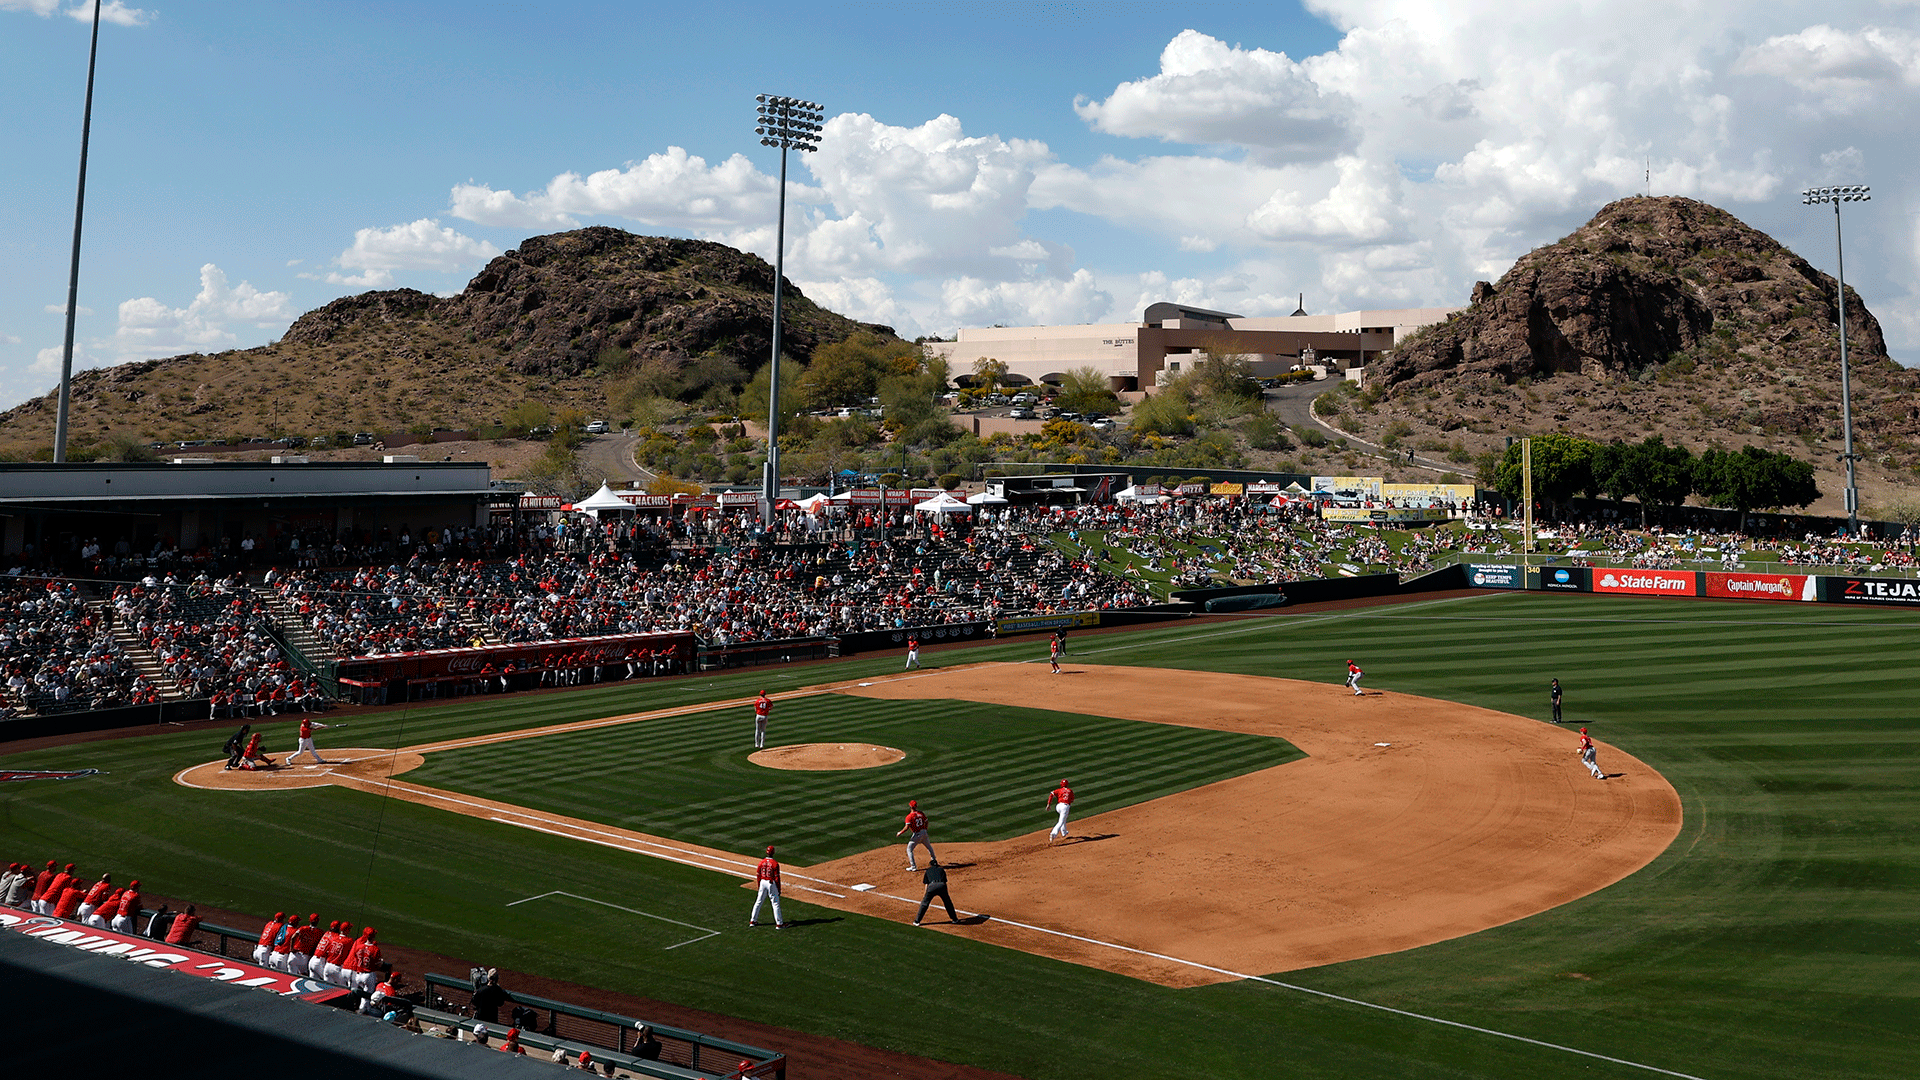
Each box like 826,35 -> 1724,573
5,592 -> 1919,1079
407,695 -> 1305,864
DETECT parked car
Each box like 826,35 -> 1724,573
353,432 -> 376,445
1090,417 -> 1115,431
585,420 -> 610,434
1009,407 -> 1035,419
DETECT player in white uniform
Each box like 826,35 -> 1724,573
1346,660 -> 1364,696
286,717 -> 332,765
752,691 -> 771,749
904,637 -> 920,670
749,846 -> 786,928
896,799 -> 935,870
1045,780 -> 1073,844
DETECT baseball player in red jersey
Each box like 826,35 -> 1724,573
77,873 -> 112,922
254,911 -> 286,966
288,913 -> 323,975
287,717 -> 333,765
240,732 -> 275,770
1577,727 -> 1604,780
905,635 -> 920,670
1049,635 -> 1061,674
1046,779 -> 1074,844
752,691 -> 771,749
1346,660 -> 1363,696
896,799 -> 935,870
749,845 -> 786,928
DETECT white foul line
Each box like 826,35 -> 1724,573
826,881 -> 1707,1080
506,890 -> 719,950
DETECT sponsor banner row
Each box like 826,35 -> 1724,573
1474,566 -> 1920,607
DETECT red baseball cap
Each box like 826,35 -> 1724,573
908,799 -> 917,807
765,845 -> 775,855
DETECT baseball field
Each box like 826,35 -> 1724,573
5,589 -> 1918,1079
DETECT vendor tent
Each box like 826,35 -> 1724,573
914,492 -> 974,514
575,483 -> 636,518
964,491 -> 1009,505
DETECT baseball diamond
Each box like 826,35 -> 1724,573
4,591 -> 1919,1080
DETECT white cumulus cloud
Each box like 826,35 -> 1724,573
450,147 -> 782,233
310,218 -> 500,289
3,0 -> 154,26
1073,29 -> 1354,161
111,263 -> 294,359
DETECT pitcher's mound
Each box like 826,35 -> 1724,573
749,743 -> 905,771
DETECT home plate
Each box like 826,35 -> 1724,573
851,883 -> 877,892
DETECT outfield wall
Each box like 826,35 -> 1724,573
1465,563 -> 1920,609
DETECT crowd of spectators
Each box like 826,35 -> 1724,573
0,578 -> 153,717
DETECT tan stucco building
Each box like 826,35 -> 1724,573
925,301 -> 1462,390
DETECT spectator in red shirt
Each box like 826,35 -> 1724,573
165,905 -> 201,945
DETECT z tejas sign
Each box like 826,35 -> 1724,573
1822,576 -> 1920,606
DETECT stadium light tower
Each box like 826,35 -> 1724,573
53,0 -> 105,464
755,94 -> 824,531
1802,184 -> 1870,536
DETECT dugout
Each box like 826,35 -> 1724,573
333,631 -> 696,703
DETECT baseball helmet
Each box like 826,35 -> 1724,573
766,845 -> 776,855
909,799 -> 917,807
1580,727 -> 1588,733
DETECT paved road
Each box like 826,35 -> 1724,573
1262,380 -> 1463,476
577,431 -> 655,486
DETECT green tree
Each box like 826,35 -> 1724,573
970,356 -> 1009,392
502,401 -> 551,436
1055,366 -> 1121,414
1598,436 -> 1695,527
1492,433 -> 1597,518
739,357 -> 809,434
1129,384 -> 1197,437
1190,347 -> 1262,405
1695,445 -> 1820,530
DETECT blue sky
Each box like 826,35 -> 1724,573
3,0 -> 1916,412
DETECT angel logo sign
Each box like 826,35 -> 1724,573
0,769 -> 100,783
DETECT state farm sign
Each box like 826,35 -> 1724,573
1592,570 -> 1697,596
1703,571 -> 1812,602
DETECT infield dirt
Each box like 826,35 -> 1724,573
175,664 -> 1681,988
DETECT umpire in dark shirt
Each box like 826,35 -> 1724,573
914,859 -> 959,925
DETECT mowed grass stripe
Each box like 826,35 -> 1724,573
407,695 -> 1304,863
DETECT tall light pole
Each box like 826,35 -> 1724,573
1802,184 -> 1870,536
54,0 -> 105,464
755,94 -> 824,531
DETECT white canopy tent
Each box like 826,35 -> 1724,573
1114,485 -> 1169,505
796,492 -> 831,511
964,491 -> 1009,505
914,492 -> 974,514
574,483 -> 637,519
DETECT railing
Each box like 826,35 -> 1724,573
424,972 -> 784,1078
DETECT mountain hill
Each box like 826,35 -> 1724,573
0,228 -> 894,452
1353,196 -> 1920,515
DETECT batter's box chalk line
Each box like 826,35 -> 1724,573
507,891 -> 720,950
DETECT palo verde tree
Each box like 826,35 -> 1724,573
1694,445 -> 1819,530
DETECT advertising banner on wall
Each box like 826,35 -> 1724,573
1467,564 -> 1524,589
1817,576 -> 1920,607
1591,570 -> 1698,596
1322,507 -> 1453,523
1311,476 -> 1383,500
1702,571 -> 1814,602
1528,565 -> 1592,592
995,611 -> 1100,636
